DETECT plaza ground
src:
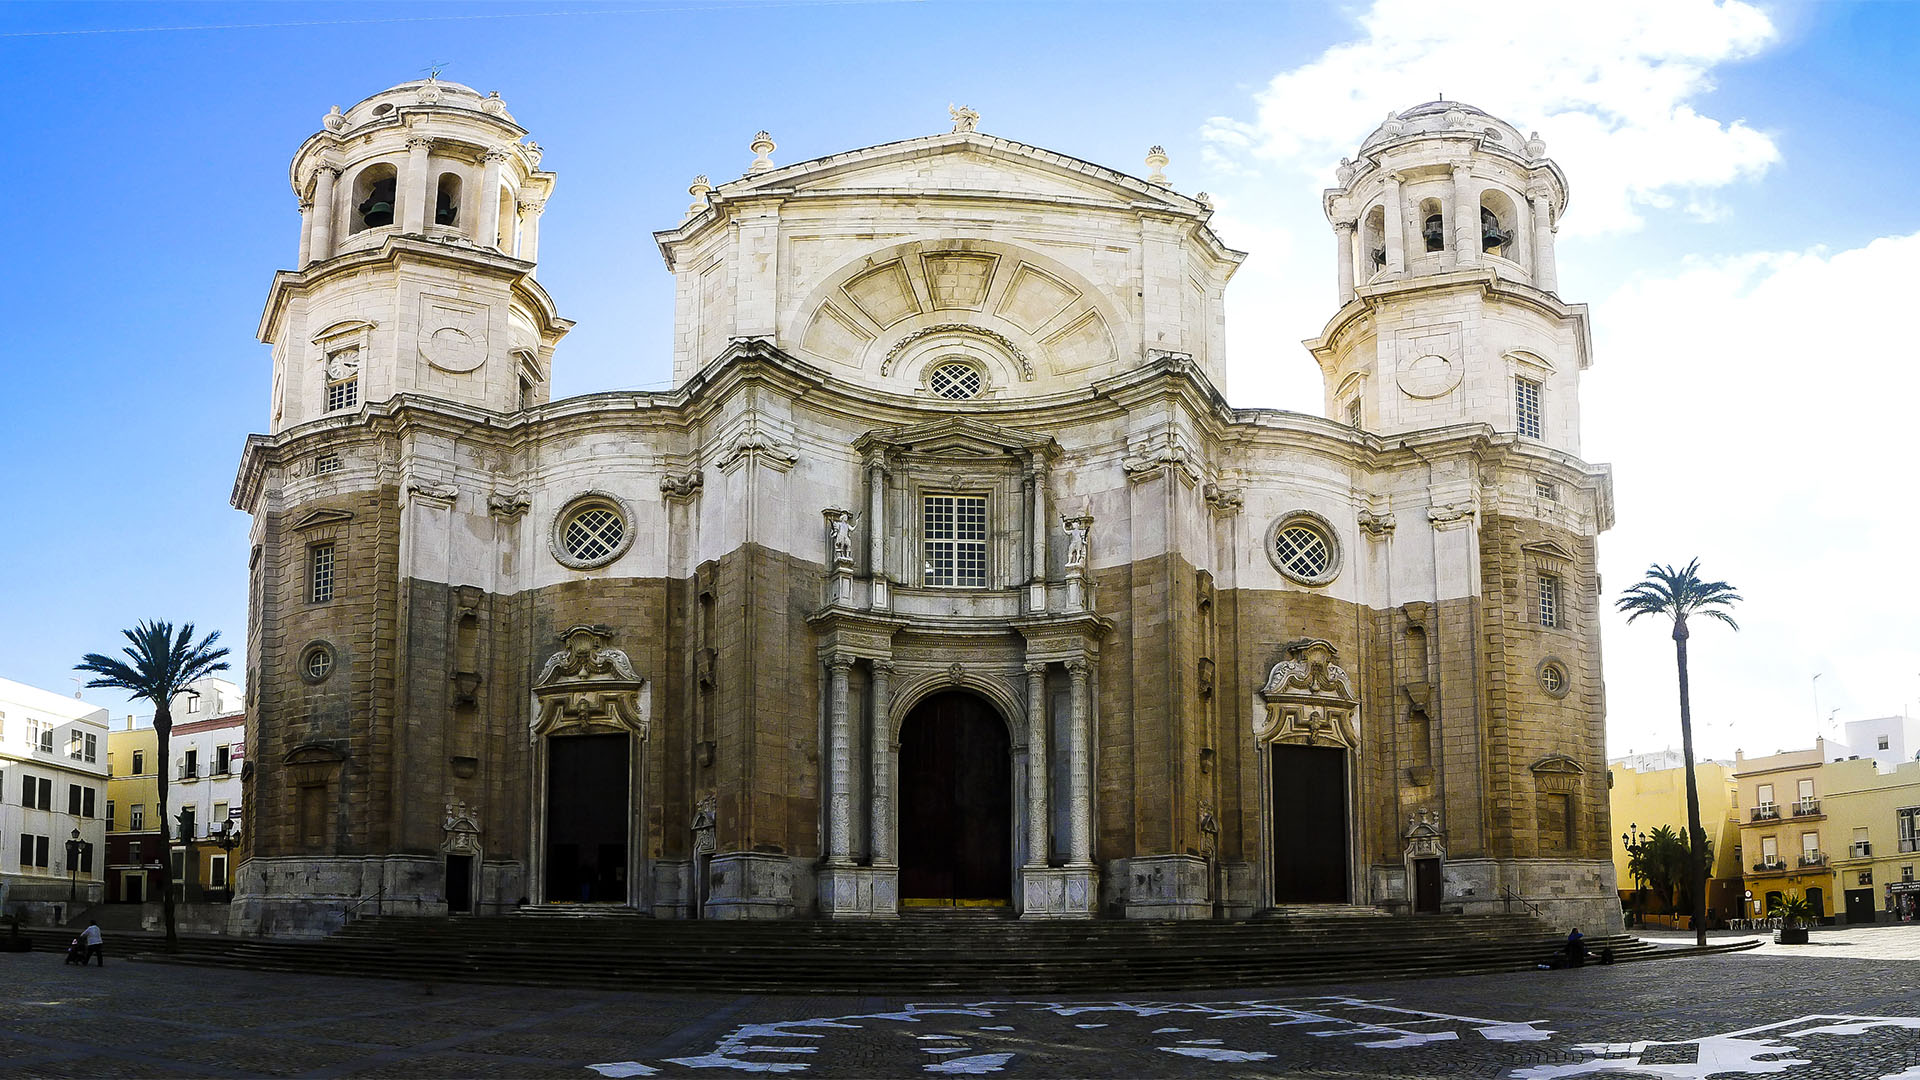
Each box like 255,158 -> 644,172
3,925 -> 1918,1078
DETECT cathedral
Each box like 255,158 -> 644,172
230,79 -> 1620,934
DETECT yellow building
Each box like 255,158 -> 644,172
1821,757 -> 1920,923
1608,755 -> 1742,923
106,722 -> 163,903
1733,741 -> 1838,921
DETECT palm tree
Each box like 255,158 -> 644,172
1617,559 -> 1740,947
76,621 -> 230,947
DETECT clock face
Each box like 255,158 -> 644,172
324,347 -> 360,381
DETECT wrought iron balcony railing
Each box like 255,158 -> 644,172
1798,851 -> 1827,867
1851,841 -> 1873,857
1751,804 -> 1781,821
1792,798 -> 1822,817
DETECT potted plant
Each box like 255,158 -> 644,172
1775,893 -> 1814,945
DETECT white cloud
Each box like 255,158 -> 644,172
1590,232 -> 1920,759
1202,0 -> 1779,235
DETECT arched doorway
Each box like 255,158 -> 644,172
898,691 -> 1012,906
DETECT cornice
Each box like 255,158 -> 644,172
1304,269 -> 1592,370
257,235 -> 568,343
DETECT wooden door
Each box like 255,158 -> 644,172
546,733 -> 629,903
898,692 -> 1012,904
1270,744 -> 1349,904
1414,857 -> 1442,913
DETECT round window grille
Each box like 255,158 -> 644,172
1264,512 -> 1342,586
928,362 -> 983,400
300,644 -> 335,684
1539,660 -> 1570,698
550,492 -> 637,570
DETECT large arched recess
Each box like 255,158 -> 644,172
894,689 -> 1016,906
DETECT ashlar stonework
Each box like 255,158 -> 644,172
230,84 -> 1620,935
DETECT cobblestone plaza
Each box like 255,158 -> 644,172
4,928 -> 1917,1078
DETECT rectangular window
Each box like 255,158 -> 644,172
106,800 -> 115,828
132,750 -> 144,775
186,695 -> 200,714
68,784 -> 81,815
17,834 -> 27,867
179,807 -> 196,839
1802,831 -> 1819,854
183,749 -> 198,779
1761,836 -> 1778,860
170,849 -> 185,882
1798,778 -> 1815,800
79,844 -> 92,874
1345,398 -> 1362,428
130,804 -> 144,830
83,787 -> 96,818
314,451 -> 342,475
84,733 -> 97,762
69,730 -> 84,758
213,801 -> 228,825
18,774 -> 30,808
1898,806 -> 1919,853
923,494 -> 989,588
1538,573 -> 1561,629
1905,865 -> 1915,882
325,375 -> 358,412
300,785 -> 326,846
1535,478 -> 1559,501
215,745 -> 231,775
1880,735 -> 1891,750
34,835 -> 48,868
129,840 -> 142,864
310,543 -> 336,603
1515,376 -> 1543,439
36,777 -> 50,810
210,853 -> 228,888
1758,783 -> 1774,807
1860,870 -> 1874,886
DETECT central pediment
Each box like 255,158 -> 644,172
853,415 -> 1058,460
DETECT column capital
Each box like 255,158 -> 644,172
406,135 -> 435,152
824,653 -> 856,672
298,197 -> 314,211
1332,219 -> 1356,235
483,147 -> 514,164
1064,658 -> 1092,678
1024,661 -> 1050,678
1449,160 -> 1474,177
517,198 -> 546,215
870,659 -> 896,676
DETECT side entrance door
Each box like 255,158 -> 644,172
1413,858 -> 1442,913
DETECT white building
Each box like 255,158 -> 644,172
0,677 -> 109,916
1837,714 -> 1920,773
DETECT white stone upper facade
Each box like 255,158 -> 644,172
0,677 -> 109,897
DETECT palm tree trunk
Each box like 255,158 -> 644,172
1673,617 -> 1709,948
155,706 -> 177,948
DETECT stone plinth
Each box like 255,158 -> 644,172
1020,865 -> 1099,918
817,864 -> 900,918
1122,854 -> 1213,919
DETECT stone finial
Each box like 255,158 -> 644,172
949,103 -> 980,133
1525,130 -> 1547,159
1145,145 -> 1170,186
1195,191 -> 1212,209
1380,110 -> 1405,138
1334,156 -> 1355,186
748,131 -> 776,174
687,174 -> 712,218
482,90 -> 508,116
323,105 -> 345,132
523,140 -> 543,166
418,77 -> 443,106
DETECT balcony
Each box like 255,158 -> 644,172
1901,838 -> 1920,854
1852,842 -> 1873,858
1798,851 -> 1828,867
1753,857 -> 1786,873
1792,798 -> 1822,817
1751,804 -> 1781,822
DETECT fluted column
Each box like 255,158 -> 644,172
1333,221 -> 1356,302
309,165 -> 338,264
870,661 -> 895,864
825,654 -> 854,865
1382,173 -> 1406,274
1530,191 -> 1558,293
1065,658 -> 1093,866
1451,163 -> 1478,269
400,136 -> 433,234
518,199 -> 545,265
1025,662 -> 1050,867
478,149 -> 508,250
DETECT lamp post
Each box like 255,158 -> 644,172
210,820 -> 240,899
65,829 -> 82,902
1621,823 -> 1648,929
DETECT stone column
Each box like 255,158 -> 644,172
1530,192 -> 1558,293
868,462 -> 886,579
400,136 -> 433,234
870,661 -> 894,864
1451,163 -> 1478,269
297,198 -> 314,268
825,654 -> 854,865
1025,662 -> 1050,867
309,166 -> 338,264
1030,464 -> 1049,583
1065,658 -> 1093,866
1333,221 -> 1356,302
1383,174 -> 1406,273
478,149 -> 508,251
518,199 -> 545,265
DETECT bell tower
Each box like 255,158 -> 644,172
261,78 -> 571,433
1308,101 -> 1588,455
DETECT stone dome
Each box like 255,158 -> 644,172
330,78 -> 516,132
1358,100 -> 1532,158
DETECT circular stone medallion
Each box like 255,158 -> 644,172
421,325 -> 488,373
1397,352 -> 1462,399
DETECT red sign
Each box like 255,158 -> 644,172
230,741 -> 245,762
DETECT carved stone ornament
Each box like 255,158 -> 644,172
1427,502 -> 1475,530
949,103 -> 979,133
408,482 -> 458,505
659,469 -> 704,499
488,490 -> 531,519
716,424 -> 798,472
1357,509 -> 1397,539
948,662 -> 966,684
880,323 -> 1034,380
1062,514 -> 1091,571
1405,808 -> 1445,860
825,507 -> 856,566
531,625 -> 647,740
442,801 -> 483,856
1121,431 -> 1200,485
1256,638 -> 1359,748
692,793 -> 718,854
1202,483 -> 1243,515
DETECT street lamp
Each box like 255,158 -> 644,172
64,828 -> 82,902
210,820 -> 240,897
1621,822 -> 1649,929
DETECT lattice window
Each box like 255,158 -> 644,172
923,494 -> 988,587
928,362 -> 983,400
314,452 -> 342,475
1515,376 -> 1542,439
1540,664 -> 1565,694
326,376 -> 359,413
303,646 -> 333,681
1538,573 -> 1560,629
561,506 -> 625,564
1345,398 -> 1362,428
1535,478 -> 1558,501
1273,523 -> 1333,581
310,543 -> 335,604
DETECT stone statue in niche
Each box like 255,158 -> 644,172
1063,515 -> 1091,570
824,508 -> 855,565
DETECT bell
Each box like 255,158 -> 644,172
360,199 -> 394,227
435,200 -> 458,226
1480,207 -> 1510,251
1370,247 -> 1387,270
1422,214 -> 1446,252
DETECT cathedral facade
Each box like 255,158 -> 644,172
231,80 -> 1620,934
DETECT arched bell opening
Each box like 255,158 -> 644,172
350,162 -> 398,234
1361,204 -> 1388,280
896,690 -> 1015,907
1480,188 -> 1519,258
435,171 -> 462,228
1419,198 -> 1446,253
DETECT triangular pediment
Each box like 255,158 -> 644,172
1521,539 -> 1577,562
719,133 -> 1207,214
290,507 -> 354,531
854,414 -> 1058,459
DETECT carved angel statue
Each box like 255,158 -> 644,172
949,103 -> 979,133
1063,517 -> 1090,569
829,513 -> 855,562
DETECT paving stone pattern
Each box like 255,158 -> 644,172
2,934 -> 1918,1078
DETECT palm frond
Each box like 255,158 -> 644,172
1615,558 -> 1741,630
74,620 -> 230,705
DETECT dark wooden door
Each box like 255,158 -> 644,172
446,854 -> 473,914
1270,744 -> 1349,903
546,733 -> 629,903
1845,888 -> 1876,923
1414,857 -> 1442,913
899,692 -> 1012,903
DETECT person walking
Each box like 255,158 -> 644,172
80,920 -> 104,967
1563,928 -> 1585,969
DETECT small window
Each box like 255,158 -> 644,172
132,750 -> 144,775
79,844 -> 92,874
928,361 -> 984,401
302,644 -> 334,683
1265,512 -> 1341,587
215,745 -> 231,775
1539,662 -> 1566,696
187,695 -> 201,714
210,853 -> 229,888
314,452 -> 342,475
34,835 -> 48,869
84,733 -> 97,762
213,801 -> 229,823
554,499 -> 630,569
1904,865 -> 1914,882
1345,398 -> 1362,428
179,807 -> 196,839
84,787 -> 95,818
106,800 -> 115,828
1515,377 -> 1543,439
68,784 -> 81,815
310,543 -> 336,603
1536,478 -> 1559,501
1880,735 -> 1891,750
1859,870 -> 1873,886
69,730 -> 84,758
183,749 -> 198,779
325,375 -> 359,413
923,494 -> 989,588
129,839 -> 142,863
1538,573 -> 1561,629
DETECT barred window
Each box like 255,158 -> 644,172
1345,398 -> 1362,428
310,543 -> 336,604
928,362 -> 983,401
1535,478 -> 1558,501
1515,377 -> 1542,439
326,376 -> 359,413
923,494 -> 988,587
314,452 -> 342,475
1538,573 -> 1560,629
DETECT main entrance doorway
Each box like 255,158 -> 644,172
899,691 -> 1012,905
1270,744 -> 1349,904
546,732 -> 629,903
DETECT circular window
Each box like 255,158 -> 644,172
550,492 -> 636,570
300,643 -> 335,684
1264,512 -> 1342,586
928,361 -> 984,400
1539,659 -> 1571,699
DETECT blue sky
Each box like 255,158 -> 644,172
1,1 -> 1915,759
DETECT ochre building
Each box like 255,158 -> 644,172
231,81 -> 1620,934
